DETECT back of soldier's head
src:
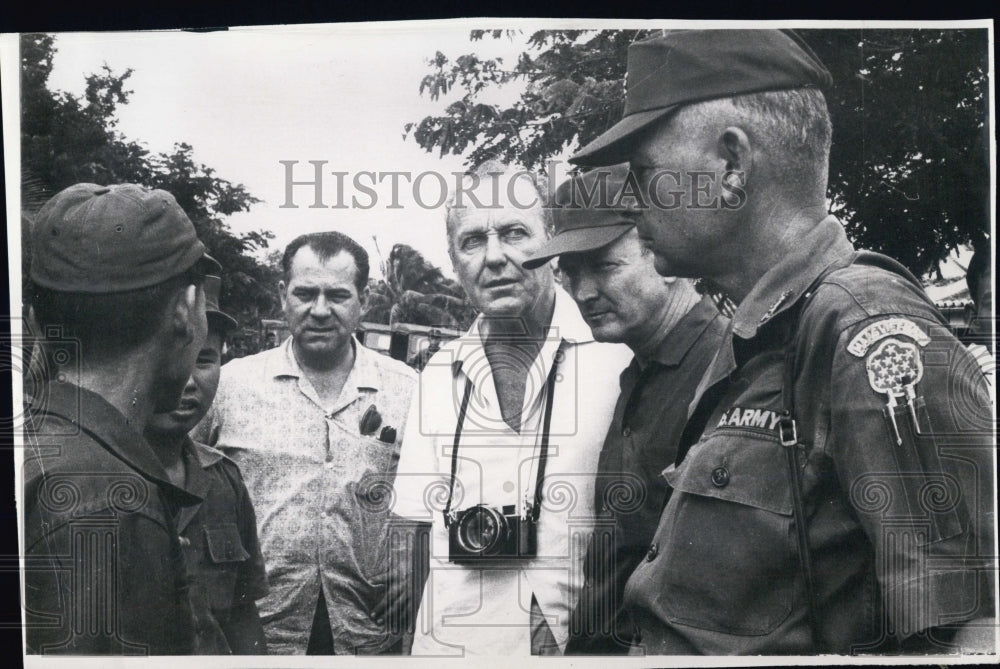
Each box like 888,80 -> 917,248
29,183 -> 219,364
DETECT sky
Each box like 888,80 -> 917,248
44,22 -> 548,278
35,20 -> 989,287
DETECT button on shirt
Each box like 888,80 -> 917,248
624,217 -> 996,655
392,290 -> 633,656
196,338 -> 417,654
565,296 -> 728,654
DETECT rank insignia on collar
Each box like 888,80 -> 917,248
848,317 -> 930,357
759,289 -> 793,325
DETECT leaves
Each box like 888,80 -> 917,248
404,28 -> 990,277
363,244 -> 476,330
20,33 -> 281,326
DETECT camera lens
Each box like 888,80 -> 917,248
457,506 -> 508,555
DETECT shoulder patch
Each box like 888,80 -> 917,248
847,317 -> 930,357
865,337 -> 924,397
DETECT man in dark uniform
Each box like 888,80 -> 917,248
570,30 -> 995,655
522,165 -> 728,653
146,275 -> 269,654
23,183 -> 218,654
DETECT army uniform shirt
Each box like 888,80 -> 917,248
177,437 -> 268,654
23,382 -> 199,654
624,216 -> 995,655
565,296 -> 728,654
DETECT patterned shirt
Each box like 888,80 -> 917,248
196,338 -> 417,654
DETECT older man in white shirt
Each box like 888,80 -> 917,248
391,163 -> 632,656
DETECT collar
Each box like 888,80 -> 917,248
546,286 -> 597,345
40,382 -> 199,504
648,296 -> 725,367
731,215 -> 856,340
188,436 -> 227,469
447,288 -> 594,375
266,335 -> 381,392
264,335 -> 301,379
177,436 -> 224,533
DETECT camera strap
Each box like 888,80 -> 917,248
444,342 -> 565,525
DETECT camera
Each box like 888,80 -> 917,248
447,504 -> 537,563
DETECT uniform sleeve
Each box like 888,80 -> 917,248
828,313 -> 995,639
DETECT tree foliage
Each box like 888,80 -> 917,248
405,29 -> 991,278
20,33 -> 280,325
364,244 -> 477,330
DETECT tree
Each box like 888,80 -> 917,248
364,244 -> 476,330
20,33 -> 281,325
405,29 -> 991,279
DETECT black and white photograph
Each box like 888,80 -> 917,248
2,17 -> 996,664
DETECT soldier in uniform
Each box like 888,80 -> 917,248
522,165 -> 728,653
145,275 -> 269,654
23,183 -> 217,654
570,29 -> 995,655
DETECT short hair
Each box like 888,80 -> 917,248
31,265 -> 206,364
676,87 -> 832,192
445,160 -> 553,255
281,231 -> 370,292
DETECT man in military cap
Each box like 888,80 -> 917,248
571,30 -> 995,655
522,164 -> 728,654
23,183 -> 218,654
145,276 -> 268,654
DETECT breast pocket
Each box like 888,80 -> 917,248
655,430 -> 798,636
202,523 -> 250,612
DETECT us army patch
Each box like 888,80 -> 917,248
865,337 -> 924,397
717,407 -> 783,431
847,318 -> 930,357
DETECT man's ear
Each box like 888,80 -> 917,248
278,279 -> 288,313
359,285 -> 371,310
170,283 -> 200,346
718,126 -> 753,188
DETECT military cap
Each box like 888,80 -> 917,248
203,275 -> 238,333
523,163 -> 634,269
30,183 -> 221,292
571,29 -> 833,166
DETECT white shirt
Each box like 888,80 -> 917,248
392,289 -> 632,656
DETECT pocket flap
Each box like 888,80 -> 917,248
204,523 -> 250,563
664,431 -> 793,515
